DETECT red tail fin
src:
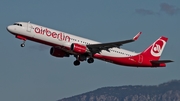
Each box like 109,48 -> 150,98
140,36 -> 168,60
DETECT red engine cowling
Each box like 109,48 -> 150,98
50,47 -> 69,57
71,43 -> 88,54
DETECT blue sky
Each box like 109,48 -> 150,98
0,0 -> 180,101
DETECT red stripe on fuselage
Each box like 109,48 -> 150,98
93,54 -> 165,67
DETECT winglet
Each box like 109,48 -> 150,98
133,32 -> 142,40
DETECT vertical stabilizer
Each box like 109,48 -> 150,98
140,36 -> 168,60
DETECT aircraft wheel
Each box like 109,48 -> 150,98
74,60 -> 80,66
21,43 -> 25,47
87,58 -> 94,63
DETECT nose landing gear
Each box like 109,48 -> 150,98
20,41 -> 25,47
21,43 -> 25,47
16,35 -> 26,47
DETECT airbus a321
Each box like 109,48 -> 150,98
7,22 -> 173,67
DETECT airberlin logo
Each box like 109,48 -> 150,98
34,27 -> 70,42
153,44 -> 161,53
151,39 -> 166,57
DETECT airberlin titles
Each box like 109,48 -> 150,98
34,27 -> 70,42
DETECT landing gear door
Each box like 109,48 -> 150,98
27,21 -> 31,32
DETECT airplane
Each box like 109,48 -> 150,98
6,21 -> 173,67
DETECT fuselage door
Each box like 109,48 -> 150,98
27,21 -> 31,32
138,55 -> 143,63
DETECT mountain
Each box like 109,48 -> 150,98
58,80 -> 180,101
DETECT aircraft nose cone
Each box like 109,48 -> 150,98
6,25 -> 13,32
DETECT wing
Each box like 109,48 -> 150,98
87,32 -> 142,53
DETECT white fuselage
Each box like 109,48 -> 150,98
8,22 -> 138,58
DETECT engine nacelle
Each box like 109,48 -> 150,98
71,43 -> 88,54
50,47 -> 69,57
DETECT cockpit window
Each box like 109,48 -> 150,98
13,23 -> 22,26
13,23 -> 18,25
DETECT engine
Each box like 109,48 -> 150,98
71,43 -> 88,54
50,47 -> 69,57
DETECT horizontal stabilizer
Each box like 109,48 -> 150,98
151,60 -> 173,64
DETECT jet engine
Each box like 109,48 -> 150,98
50,47 -> 69,57
71,43 -> 89,54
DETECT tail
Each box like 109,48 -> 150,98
140,36 -> 168,60
139,36 -> 173,67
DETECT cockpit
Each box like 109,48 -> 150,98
13,23 -> 23,26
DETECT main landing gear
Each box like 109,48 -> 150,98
73,57 -> 94,66
87,58 -> 94,64
74,60 -> 80,66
